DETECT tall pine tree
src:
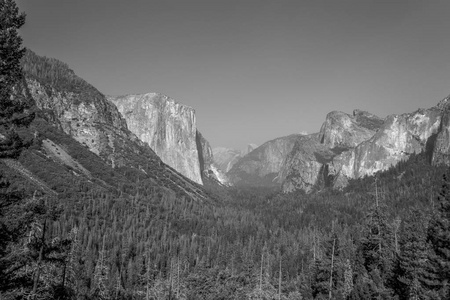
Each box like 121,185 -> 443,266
396,208 -> 436,300
427,172 -> 450,298
0,0 -> 34,158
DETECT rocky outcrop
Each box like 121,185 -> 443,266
108,93 -> 203,184
213,148 -> 241,173
318,110 -> 383,149
279,102 -> 448,193
196,131 -> 229,184
277,110 -> 383,193
328,107 -> 442,187
213,143 -> 257,173
227,135 -> 301,186
431,96 -> 450,166
279,134 -> 336,193
22,50 -> 209,200
27,78 -> 148,168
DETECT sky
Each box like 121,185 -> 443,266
16,0 -> 450,150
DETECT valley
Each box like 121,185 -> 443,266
2,1 -> 450,299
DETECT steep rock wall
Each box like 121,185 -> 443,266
432,97 -> 450,166
328,107 -> 442,187
108,93 -> 203,184
213,143 -> 257,173
279,134 -> 336,193
318,110 -> 383,149
228,135 -> 301,186
27,78 -> 147,167
196,131 -> 229,184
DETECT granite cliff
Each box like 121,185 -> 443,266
328,106 -> 441,188
280,99 -> 448,193
196,131 -> 229,184
108,93 -> 228,185
278,134 -> 337,193
227,135 -> 301,186
431,96 -> 450,166
213,143 -> 257,173
231,99 -> 448,193
318,110 -> 383,149
108,93 -> 203,184
21,50 -> 208,200
26,76 -> 147,169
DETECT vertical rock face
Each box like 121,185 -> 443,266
279,101 -> 448,193
278,134 -> 335,193
21,50 -> 210,200
213,147 -> 242,173
108,93 -> 203,184
432,113 -> 450,166
277,110 -> 383,193
196,131 -> 229,184
430,97 -> 450,166
318,110 -> 383,149
212,143 -> 258,173
329,107 -> 442,185
227,135 -> 301,186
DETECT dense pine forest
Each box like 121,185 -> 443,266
2,0 -> 450,299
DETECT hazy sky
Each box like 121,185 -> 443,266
16,0 -> 450,150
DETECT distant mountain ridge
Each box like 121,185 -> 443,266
18,49 -> 450,195
225,98 -> 450,193
212,143 -> 257,173
226,135 -> 301,187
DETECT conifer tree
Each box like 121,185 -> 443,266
0,0 -> 34,158
358,203 -> 395,299
427,172 -> 450,298
396,208 -> 435,300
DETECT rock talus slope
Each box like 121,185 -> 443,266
27,78 -> 149,168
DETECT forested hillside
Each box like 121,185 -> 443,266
2,143 -> 450,299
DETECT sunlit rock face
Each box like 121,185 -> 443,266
319,110 -> 383,149
280,102 -> 447,193
213,143 -> 258,173
278,110 -> 383,193
329,106 -> 442,187
213,147 -> 241,173
432,96 -> 450,166
196,131 -> 229,185
279,134 -> 336,193
108,93 -> 203,184
27,79 -> 146,167
227,135 -> 301,186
